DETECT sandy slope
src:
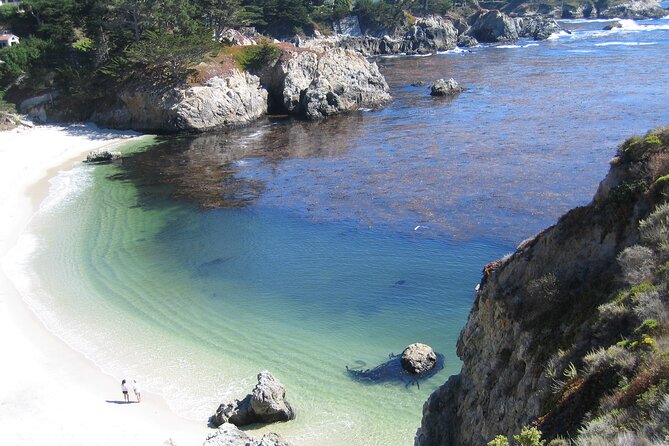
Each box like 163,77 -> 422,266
0,124 -> 211,446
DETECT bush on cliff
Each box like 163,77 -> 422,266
233,41 -> 281,71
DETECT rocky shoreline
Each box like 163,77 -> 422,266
416,127 -> 669,445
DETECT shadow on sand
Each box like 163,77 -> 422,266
346,352 -> 445,388
105,400 -> 138,405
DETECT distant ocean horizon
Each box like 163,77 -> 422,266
9,16 -> 669,445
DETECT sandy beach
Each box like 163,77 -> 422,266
0,124 -> 210,446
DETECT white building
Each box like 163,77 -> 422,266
0,34 -> 19,47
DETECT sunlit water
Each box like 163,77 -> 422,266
10,17 -> 669,445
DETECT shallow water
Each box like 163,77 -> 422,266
14,16 -> 669,446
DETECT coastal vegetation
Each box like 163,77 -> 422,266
0,0 -> 460,93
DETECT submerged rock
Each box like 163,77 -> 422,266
204,423 -> 294,446
85,149 -> 122,163
347,349 -> 444,386
210,371 -> 295,427
401,343 -> 437,374
430,79 -> 465,97
603,21 -> 623,30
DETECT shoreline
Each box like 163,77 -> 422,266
0,124 -> 210,446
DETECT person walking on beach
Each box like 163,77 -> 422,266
121,379 -> 129,403
133,379 -> 141,403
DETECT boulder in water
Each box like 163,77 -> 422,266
603,21 -> 623,30
401,343 -> 437,374
430,79 -> 465,97
210,371 -> 295,427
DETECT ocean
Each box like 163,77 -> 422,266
10,16 -> 669,445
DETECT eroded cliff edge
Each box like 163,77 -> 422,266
417,127 -> 669,445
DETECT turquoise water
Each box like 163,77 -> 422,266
16,16 -> 669,446
18,139 -> 506,445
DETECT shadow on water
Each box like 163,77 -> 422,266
107,114 -> 365,210
346,353 -> 445,388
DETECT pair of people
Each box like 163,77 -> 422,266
121,379 -> 142,403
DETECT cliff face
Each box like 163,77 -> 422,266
417,127 -> 669,445
90,70 -> 268,133
18,47 -> 390,132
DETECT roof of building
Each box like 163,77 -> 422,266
0,34 -> 19,41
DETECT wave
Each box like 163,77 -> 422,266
38,165 -> 93,213
594,41 -> 658,46
606,18 -> 669,32
559,18 -> 621,23
547,30 -> 572,40
494,43 -> 540,49
437,46 -> 473,54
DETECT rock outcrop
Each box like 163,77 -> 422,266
339,16 -> 457,56
261,48 -> 390,119
85,149 -> 122,163
204,423 -> 294,446
430,79 -> 465,97
469,10 -> 561,43
514,17 -> 562,41
211,371 -> 295,427
416,128 -> 669,445
401,343 -> 438,374
91,70 -> 268,132
469,10 -> 519,43
598,0 -> 667,18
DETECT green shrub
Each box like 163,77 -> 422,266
644,134 -> 662,145
640,203 -> 669,258
609,179 -> 647,204
488,435 -> 511,446
576,413 -> 620,446
617,245 -> 656,286
546,437 -> 570,446
514,426 -> 545,446
584,345 -> 636,376
234,41 -> 280,71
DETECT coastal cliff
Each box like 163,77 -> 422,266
19,46 -> 389,132
417,127 -> 669,445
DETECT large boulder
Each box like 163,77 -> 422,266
204,423 -> 294,446
91,70 -> 268,132
263,48 -> 390,119
515,17 -> 562,40
401,343 -> 437,374
430,78 -> 465,97
210,371 -> 295,427
598,0 -> 667,18
404,16 -> 458,54
469,10 -> 519,43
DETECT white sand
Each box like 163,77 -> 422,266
0,124 -> 211,446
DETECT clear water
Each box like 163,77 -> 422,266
14,17 -> 669,446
